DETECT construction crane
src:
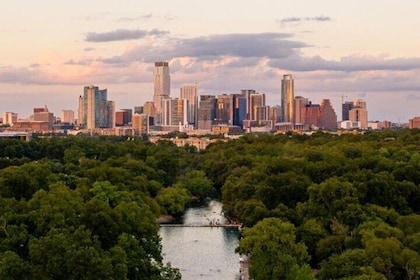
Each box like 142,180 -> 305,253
332,94 -> 348,104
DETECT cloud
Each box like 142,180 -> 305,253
269,54 -> 420,72
85,28 -> 169,42
99,32 -> 307,65
277,16 -> 332,26
2,31 -> 420,100
117,13 -> 153,22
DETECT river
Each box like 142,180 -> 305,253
159,200 -> 241,279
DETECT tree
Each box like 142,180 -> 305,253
155,187 -> 190,217
238,217 -> 309,280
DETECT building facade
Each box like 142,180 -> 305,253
79,85 -> 113,129
180,83 -> 198,127
153,61 -> 170,123
281,74 -> 294,123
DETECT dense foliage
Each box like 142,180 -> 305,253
1,129 -> 420,279
0,136 -> 202,279
197,130 -> 420,280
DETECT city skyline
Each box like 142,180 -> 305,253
1,0 -> 419,122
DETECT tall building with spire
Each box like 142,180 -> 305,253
281,74 -> 294,124
153,61 -> 170,124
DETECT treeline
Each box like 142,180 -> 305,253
0,136 -> 214,279
1,130 -> 420,279
196,130 -> 420,279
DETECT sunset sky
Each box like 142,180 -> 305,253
1,0 -> 419,122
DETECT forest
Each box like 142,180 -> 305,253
0,129 -> 420,279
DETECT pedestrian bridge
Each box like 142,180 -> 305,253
160,223 -> 240,228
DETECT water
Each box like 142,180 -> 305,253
159,200 -> 241,279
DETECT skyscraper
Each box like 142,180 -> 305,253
197,95 -> 216,130
79,85 -> 112,129
319,99 -> 337,130
281,74 -> 294,123
294,96 -> 308,124
153,61 -> 170,123
349,100 -> 368,129
215,94 -> 234,125
180,83 -> 198,127
342,101 -> 354,121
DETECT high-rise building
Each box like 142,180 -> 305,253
281,74 -> 294,123
107,101 -> 115,128
132,113 -> 149,135
180,83 -> 198,127
215,94 -> 234,125
197,95 -> 216,130
304,102 -> 321,128
250,93 -> 266,121
79,85 -> 113,129
61,110 -> 75,124
270,105 -> 282,124
2,112 -> 18,126
241,89 -> 256,120
233,94 -> 247,127
342,101 -> 354,121
349,99 -> 368,129
33,106 -> 54,130
134,106 -> 143,114
143,101 -> 156,126
161,98 -> 188,126
409,117 -> 420,129
153,61 -> 170,123
294,96 -> 308,124
319,99 -> 337,130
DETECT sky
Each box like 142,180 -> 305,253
1,0 -> 419,122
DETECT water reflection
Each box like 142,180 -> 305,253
159,201 -> 240,279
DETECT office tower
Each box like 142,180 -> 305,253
233,94 -> 247,127
3,112 -> 18,125
281,74 -> 294,123
153,61 -> 170,122
342,101 -> 354,121
349,99 -> 368,129
180,83 -> 198,127
115,111 -> 127,126
270,105 -> 282,124
33,106 -> 48,114
409,117 -> 420,129
294,96 -> 308,124
33,106 -> 54,130
143,101 -> 156,126
304,102 -> 321,127
161,98 -> 187,126
255,105 -> 270,121
197,95 -> 216,130
79,85 -> 112,129
319,99 -> 337,130
214,94 -> 234,125
132,113 -> 149,135
134,106 -> 143,114
143,102 -> 155,116
107,101 -> 115,128
250,93 -> 266,121
61,110 -> 75,124
114,108 -> 132,126
78,95 -> 84,126
240,89 -> 256,120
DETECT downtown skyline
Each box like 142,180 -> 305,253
1,0 -> 420,122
